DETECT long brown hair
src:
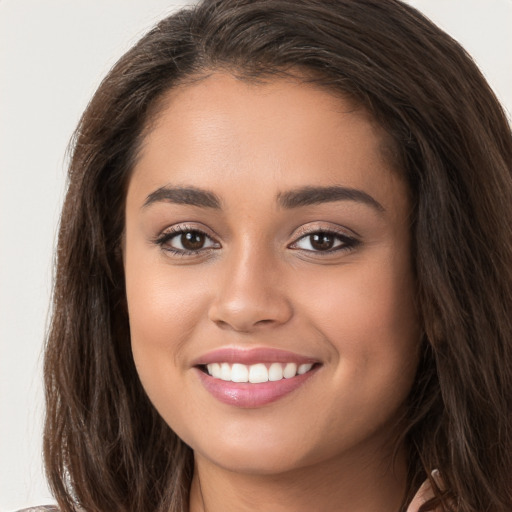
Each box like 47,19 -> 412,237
43,1 -> 512,511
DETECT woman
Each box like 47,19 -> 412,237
37,0 -> 512,511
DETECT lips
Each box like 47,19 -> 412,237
193,347 -> 321,408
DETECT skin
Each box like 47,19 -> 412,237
124,73 -> 421,512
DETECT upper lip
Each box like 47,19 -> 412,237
192,347 -> 320,367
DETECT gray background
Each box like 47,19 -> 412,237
1,1 -> 511,510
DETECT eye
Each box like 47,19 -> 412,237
155,227 -> 220,255
290,230 -> 359,253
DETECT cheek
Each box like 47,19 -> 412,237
127,276 -> 206,354
296,248 -> 420,392
295,267 -> 419,450
301,259 -> 417,334
124,259 -> 211,437
123,237 -> 209,389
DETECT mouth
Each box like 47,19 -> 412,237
193,348 -> 322,408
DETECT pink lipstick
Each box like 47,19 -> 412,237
193,347 -> 320,408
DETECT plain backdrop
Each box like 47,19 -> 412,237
0,1 -> 511,510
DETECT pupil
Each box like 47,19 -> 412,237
311,233 -> 334,250
181,231 -> 205,250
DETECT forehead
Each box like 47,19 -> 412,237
130,72 -> 406,212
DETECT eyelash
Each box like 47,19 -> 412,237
288,228 -> 360,256
153,225 -> 360,257
154,225 -> 220,256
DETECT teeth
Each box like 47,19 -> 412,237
268,362 -> 283,381
249,363 -> 268,383
298,363 -> 313,375
231,363 -> 249,382
205,362 -> 314,383
283,362 -> 297,378
210,363 -> 221,378
220,362 -> 231,381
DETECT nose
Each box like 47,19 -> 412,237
208,246 -> 293,333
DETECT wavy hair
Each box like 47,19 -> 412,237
43,1 -> 512,511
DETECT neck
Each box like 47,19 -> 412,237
189,442 -> 408,512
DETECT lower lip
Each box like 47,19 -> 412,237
195,366 -> 319,408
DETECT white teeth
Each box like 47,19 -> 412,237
210,363 -> 221,378
268,362 -> 284,381
205,361 -> 314,382
283,362 -> 297,378
231,363 -> 249,382
298,363 -> 313,375
249,363 -> 268,383
220,362 -> 231,381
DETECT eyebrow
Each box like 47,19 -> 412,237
277,186 -> 385,212
142,184 -> 384,213
143,186 -> 221,209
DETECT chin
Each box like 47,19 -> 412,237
195,442 -> 314,476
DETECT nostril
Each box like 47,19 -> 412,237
213,319 -> 239,331
255,319 -> 274,326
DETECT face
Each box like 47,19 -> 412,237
124,73 -> 420,475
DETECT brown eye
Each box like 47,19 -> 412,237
156,228 -> 219,254
181,231 -> 206,250
290,229 -> 359,254
309,233 -> 335,251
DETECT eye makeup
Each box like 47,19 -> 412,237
151,221 -> 361,259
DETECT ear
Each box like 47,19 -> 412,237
406,479 -> 434,512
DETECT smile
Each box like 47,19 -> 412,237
193,348 -> 321,408
205,362 -> 314,383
